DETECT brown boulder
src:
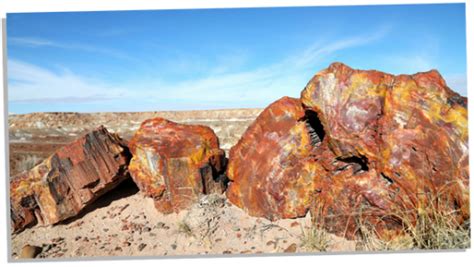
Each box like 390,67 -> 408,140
302,63 -> 469,238
227,62 -> 469,239
10,126 -> 131,233
128,117 -> 226,213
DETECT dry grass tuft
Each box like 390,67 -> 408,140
177,220 -> 193,237
354,216 -> 413,251
405,208 -> 470,250
354,191 -> 470,251
300,204 -> 331,252
300,224 -> 331,252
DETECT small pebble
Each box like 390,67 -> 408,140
284,243 -> 297,253
155,222 -> 165,229
138,243 -> 147,251
19,245 -> 42,259
290,221 -> 300,227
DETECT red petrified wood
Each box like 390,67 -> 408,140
227,62 -> 469,239
128,117 -> 227,214
226,96 -> 323,220
10,126 -> 131,233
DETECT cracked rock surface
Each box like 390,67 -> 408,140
128,117 -> 227,214
10,126 -> 131,233
227,63 -> 469,239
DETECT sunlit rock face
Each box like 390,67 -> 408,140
10,126 -> 131,233
226,96 -> 323,220
227,63 -> 469,239
128,117 -> 227,214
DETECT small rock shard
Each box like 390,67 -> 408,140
128,117 -> 227,213
10,126 -> 131,233
283,243 -> 298,253
19,245 -> 42,259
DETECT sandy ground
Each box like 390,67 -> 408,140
10,179 -> 356,260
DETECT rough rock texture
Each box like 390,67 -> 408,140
10,126 -> 131,233
227,62 -> 469,239
226,97 -> 323,220
128,117 -> 227,214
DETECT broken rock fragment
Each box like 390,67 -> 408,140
128,117 -> 227,213
10,126 -> 131,233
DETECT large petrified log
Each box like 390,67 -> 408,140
227,62 -> 469,239
226,96 -> 323,220
10,126 -> 131,233
128,117 -> 227,214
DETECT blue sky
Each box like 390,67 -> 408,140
7,4 -> 467,114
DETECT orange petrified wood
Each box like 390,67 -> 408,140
227,63 -> 469,239
10,126 -> 131,233
226,96 -> 323,220
128,117 -> 227,214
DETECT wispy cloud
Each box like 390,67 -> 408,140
8,59 -> 127,103
8,28 -> 390,111
9,37 -> 55,47
291,27 -> 390,70
134,28 -> 389,103
9,36 -> 137,62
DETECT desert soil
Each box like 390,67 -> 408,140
8,109 -> 356,259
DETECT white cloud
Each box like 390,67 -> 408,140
291,28 -> 390,70
8,60 -> 128,103
9,36 -> 138,62
8,28 -> 390,110
9,37 -> 55,47
133,29 -> 389,104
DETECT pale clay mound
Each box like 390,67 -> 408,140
9,109 -> 262,176
9,109 -> 357,259
8,109 -> 262,146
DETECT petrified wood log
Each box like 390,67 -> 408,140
128,117 -> 227,214
302,63 -> 469,238
226,96 -> 322,220
227,62 -> 469,239
10,126 -> 131,233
